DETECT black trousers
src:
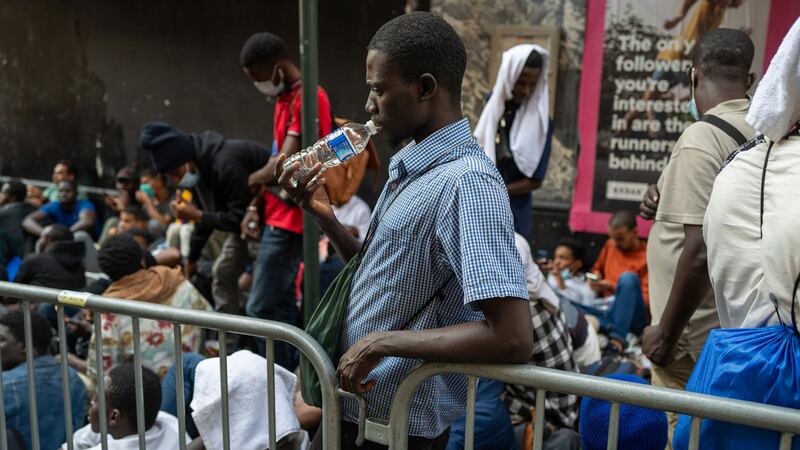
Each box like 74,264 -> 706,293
310,420 -> 450,450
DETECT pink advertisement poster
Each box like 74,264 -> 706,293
571,0 -> 800,236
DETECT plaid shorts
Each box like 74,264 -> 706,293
503,299 -> 579,429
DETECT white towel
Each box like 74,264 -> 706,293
746,17 -> 800,141
191,350 -> 305,450
474,44 -> 550,177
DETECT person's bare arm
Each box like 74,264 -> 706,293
67,353 -> 88,374
642,224 -> 709,365
153,248 -> 182,267
22,210 -> 46,237
506,179 -> 543,196
294,381 -> 322,431
336,297 -> 533,393
136,191 -> 171,226
70,209 -> 96,234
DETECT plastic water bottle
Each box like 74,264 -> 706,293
283,120 -> 379,185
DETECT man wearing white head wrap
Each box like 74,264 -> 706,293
474,44 -> 553,238
703,17 -> 800,330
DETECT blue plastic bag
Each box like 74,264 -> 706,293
674,325 -> 800,450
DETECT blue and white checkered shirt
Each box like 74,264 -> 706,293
340,118 -> 528,438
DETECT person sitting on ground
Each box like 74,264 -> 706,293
64,363 -> 188,449
114,205 -> 150,235
23,180 -> 97,240
2,310 -> 86,450
14,224 -> 85,291
99,167 -> 141,245
84,234 -> 212,382
27,159 -> 88,207
579,374 -> 667,450
21,179 -> 99,271
545,239 -> 603,367
587,211 -> 649,354
0,180 -> 36,280
136,169 -> 173,238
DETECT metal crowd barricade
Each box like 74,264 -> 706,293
374,362 -> 800,450
0,281 -> 346,450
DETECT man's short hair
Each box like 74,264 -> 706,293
525,49 -> 544,69
98,234 -> 143,281
693,28 -> 754,83
45,224 -> 74,243
609,210 -> 637,230
55,159 -> 78,177
122,206 -> 149,223
240,32 -> 288,68
367,12 -> 467,102
556,238 -> 586,264
108,363 -> 162,430
4,180 -> 27,203
0,310 -> 52,356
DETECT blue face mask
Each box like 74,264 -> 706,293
688,97 -> 701,121
688,67 -> 701,121
139,183 -> 155,198
560,268 -> 572,280
178,170 -> 199,189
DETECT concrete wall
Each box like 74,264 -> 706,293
0,0 -> 404,190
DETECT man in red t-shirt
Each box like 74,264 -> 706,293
239,32 -> 332,370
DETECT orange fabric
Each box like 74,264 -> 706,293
591,239 -> 650,306
322,117 -> 381,206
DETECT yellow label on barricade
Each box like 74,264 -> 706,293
58,291 -> 92,308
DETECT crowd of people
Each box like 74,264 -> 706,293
0,9 -> 797,450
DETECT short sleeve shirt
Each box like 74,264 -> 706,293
647,98 -> 754,356
704,135 -> 800,328
263,82 -> 332,234
340,119 -> 528,438
39,199 -> 95,228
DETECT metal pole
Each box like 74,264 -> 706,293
299,0 -> 320,325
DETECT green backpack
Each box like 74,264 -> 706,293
300,252 -> 363,407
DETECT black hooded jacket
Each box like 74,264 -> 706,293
188,131 -> 269,261
14,240 -> 86,290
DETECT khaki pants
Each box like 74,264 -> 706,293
651,354 -> 696,450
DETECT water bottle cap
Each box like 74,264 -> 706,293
365,120 -> 379,135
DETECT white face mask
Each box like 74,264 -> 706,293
253,65 -> 284,97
